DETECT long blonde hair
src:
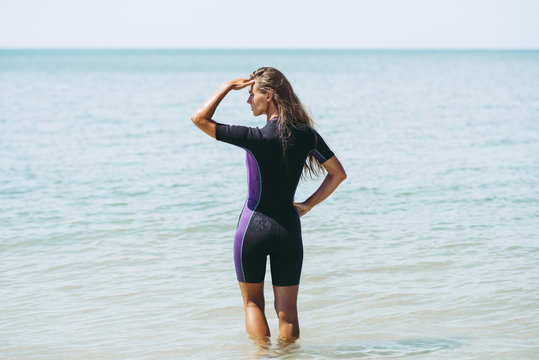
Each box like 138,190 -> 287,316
249,67 -> 325,179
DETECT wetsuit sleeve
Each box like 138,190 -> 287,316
310,130 -> 335,163
215,123 -> 263,151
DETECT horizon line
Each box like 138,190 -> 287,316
1,47 -> 539,51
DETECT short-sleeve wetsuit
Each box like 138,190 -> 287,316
216,118 -> 334,286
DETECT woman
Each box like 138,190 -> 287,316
191,67 -> 346,343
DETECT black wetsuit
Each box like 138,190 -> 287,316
216,118 -> 334,286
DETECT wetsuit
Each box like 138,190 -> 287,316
216,118 -> 334,286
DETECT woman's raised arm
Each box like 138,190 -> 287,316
191,78 -> 254,138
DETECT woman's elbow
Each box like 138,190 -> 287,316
190,113 -> 201,125
192,107 -> 210,123
329,170 -> 347,182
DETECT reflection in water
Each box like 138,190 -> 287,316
246,337 -> 462,358
249,334 -> 272,349
246,336 -> 302,358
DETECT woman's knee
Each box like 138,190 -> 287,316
245,298 -> 265,311
274,302 -> 298,322
275,307 -> 298,324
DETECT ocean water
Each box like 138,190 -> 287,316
1,49 -> 538,359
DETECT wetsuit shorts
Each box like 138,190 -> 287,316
235,203 -> 302,286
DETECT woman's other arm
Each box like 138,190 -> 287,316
294,156 -> 347,217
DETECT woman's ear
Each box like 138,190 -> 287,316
266,92 -> 273,103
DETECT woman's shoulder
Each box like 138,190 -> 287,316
285,125 -> 318,149
291,124 -> 317,140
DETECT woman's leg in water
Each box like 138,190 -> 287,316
238,282 -> 270,341
273,285 -> 300,341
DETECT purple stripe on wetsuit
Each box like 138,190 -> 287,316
234,150 -> 261,282
311,149 -> 327,163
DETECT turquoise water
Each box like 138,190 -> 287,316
1,50 -> 538,359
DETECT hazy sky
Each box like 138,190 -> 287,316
1,0 -> 538,49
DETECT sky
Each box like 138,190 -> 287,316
1,0 -> 538,49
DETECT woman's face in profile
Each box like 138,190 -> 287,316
247,83 -> 268,117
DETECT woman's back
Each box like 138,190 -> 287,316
216,118 -> 334,219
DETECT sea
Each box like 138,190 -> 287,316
1,49 -> 538,359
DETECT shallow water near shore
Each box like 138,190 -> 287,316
1,49 -> 538,359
